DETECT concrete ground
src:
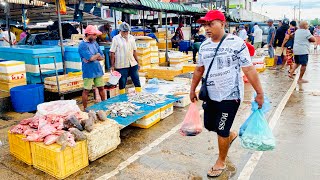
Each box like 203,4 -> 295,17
0,55 -> 318,180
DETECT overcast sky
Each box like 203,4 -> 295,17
252,0 -> 319,20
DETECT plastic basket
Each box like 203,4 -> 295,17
31,141 -> 89,179
7,131 -> 32,165
265,57 -> 275,67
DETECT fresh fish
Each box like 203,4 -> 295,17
88,110 -> 98,123
83,118 -> 94,132
44,135 -> 59,145
97,110 -> 108,121
69,128 -> 86,141
106,102 -> 141,118
64,115 -> 83,131
128,93 -> 167,105
56,132 -> 75,151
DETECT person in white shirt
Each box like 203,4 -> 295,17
2,29 -> 16,46
253,24 -> 263,49
238,25 -> 248,41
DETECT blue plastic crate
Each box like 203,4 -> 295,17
179,40 -> 191,52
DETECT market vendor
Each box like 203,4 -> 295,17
78,25 -> 106,109
98,23 -> 112,42
171,31 -> 183,49
110,23 -> 141,94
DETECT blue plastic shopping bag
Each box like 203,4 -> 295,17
239,109 -> 275,151
239,94 -> 271,136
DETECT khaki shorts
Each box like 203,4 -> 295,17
83,77 -> 104,90
275,47 -> 287,56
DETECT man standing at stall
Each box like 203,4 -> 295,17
190,10 -> 264,178
110,23 -> 141,94
78,25 -> 106,109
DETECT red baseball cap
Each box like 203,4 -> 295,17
197,10 -> 226,24
85,25 -> 102,35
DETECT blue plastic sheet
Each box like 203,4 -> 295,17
86,94 -> 181,127
240,109 -> 276,151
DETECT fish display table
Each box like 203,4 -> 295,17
86,94 -> 180,128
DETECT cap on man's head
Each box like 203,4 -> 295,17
85,25 -> 102,35
267,19 -> 274,23
119,23 -> 131,32
239,25 -> 245,29
197,10 -> 226,24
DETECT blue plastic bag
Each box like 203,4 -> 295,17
240,109 -> 276,151
239,94 -> 271,136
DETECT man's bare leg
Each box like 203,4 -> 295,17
298,65 -> 308,83
271,56 -> 278,70
98,87 -> 106,101
82,89 -> 90,109
208,131 -> 237,176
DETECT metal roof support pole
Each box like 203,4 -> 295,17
4,2 -> 12,46
114,9 -> 117,30
165,11 -> 168,64
143,10 -> 146,36
22,5 -> 27,30
56,0 -> 66,74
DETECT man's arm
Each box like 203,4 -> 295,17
270,29 -> 275,47
281,33 -> 290,48
110,52 -> 115,71
133,50 -> 138,63
308,35 -> 316,42
190,66 -> 204,102
242,66 -> 264,107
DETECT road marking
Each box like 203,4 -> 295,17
96,122 -> 183,180
237,75 -> 298,180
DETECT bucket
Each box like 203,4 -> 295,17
108,71 -> 121,85
10,84 -> 44,112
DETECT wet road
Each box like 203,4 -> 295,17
0,55 -> 319,180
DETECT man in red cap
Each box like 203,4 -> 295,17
78,25 -> 106,109
189,10 -> 264,177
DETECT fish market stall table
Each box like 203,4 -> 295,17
86,94 -> 181,128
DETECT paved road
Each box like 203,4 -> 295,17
0,55 -> 318,180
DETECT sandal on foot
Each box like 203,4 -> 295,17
207,165 -> 227,177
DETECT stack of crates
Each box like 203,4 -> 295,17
0,60 -> 27,93
44,73 -> 83,93
150,39 -> 159,67
136,40 -> 151,72
168,51 -> 188,67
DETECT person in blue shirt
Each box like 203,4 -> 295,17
78,25 -> 105,109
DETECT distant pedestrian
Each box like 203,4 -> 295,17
281,21 -> 298,72
267,19 -> 276,59
252,24 -> 263,49
313,25 -> 320,50
271,18 -> 289,70
191,10 -> 264,178
2,28 -> 16,46
238,25 -> 248,40
290,21 -> 316,83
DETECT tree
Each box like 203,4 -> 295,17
310,18 -> 320,26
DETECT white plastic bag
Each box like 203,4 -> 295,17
36,100 -> 81,117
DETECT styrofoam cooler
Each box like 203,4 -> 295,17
109,71 -> 121,85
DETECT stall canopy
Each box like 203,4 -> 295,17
102,0 -> 206,14
0,3 -> 112,25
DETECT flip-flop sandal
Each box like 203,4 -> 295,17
207,165 -> 227,177
229,134 -> 238,148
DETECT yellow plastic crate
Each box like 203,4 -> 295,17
159,57 -> 166,64
131,109 -> 161,128
136,48 -> 151,56
265,57 -> 275,67
8,131 -> 32,165
147,68 -> 183,81
160,103 -> 173,119
31,141 -> 89,179
183,64 -> 197,73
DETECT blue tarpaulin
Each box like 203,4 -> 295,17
86,94 -> 181,127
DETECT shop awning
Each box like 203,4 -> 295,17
182,5 -> 206,14
112,7 -> 138,15
101,0 -> 141,5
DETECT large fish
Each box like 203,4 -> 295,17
64,115 -> 83,131
69,128 -> 86,141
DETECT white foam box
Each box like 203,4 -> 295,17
131,109 -> 161,128
136,40 -> 151,49
150,46 -> 158,52
0,72 -> 26,83
174,94 -> 191,108
0,61 -> 26,74
151,56 -> 160,64
160,103 -> 174,119
83,120 -> 121,161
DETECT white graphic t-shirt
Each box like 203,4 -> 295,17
197,34 -> 252,102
